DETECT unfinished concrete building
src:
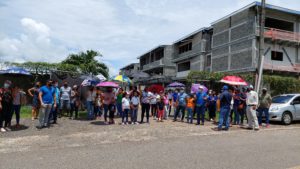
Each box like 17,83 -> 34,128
211,2 -> 300,75
172,27 -> 213,82
137,45 -> 176,84
119,63 -> 140,79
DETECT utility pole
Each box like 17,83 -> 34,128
256,0 -> 266,92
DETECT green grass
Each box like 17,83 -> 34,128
19,106 -> 87,119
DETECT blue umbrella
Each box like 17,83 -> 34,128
0,67 -> 31,75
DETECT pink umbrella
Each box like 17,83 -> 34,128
220,76 -> 247,86
96,81 -> 119,88
191,84 -> 208,94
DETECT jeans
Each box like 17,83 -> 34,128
257,108 -> 269,125
151,104 -> 157,118
218,105 -> 230,129
39,104 -> 52,127
141,103 -> 150,123
174,105 -> 185,121
208,105 -> 216,119
86,101 -> 94,120
196,105 -> 205,124
246,106 -> 259,129
13,105 -> 21,125
0,103 -> 12,128
122,109 -> 129,123
94,106 -> 102,117
233,106 -> 240,125
116,103 -> 123,117
70,102 -> 79,119
187,107 -> 193,123
131,107 -> 138,123
48,104 -> 58,124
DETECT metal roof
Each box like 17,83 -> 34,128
211,1 -> 300,25
120,63 -> 139,70
137,45 -> 168,59
173,27 -> 211,44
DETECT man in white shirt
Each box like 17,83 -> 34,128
246,85 -> 259,130
60,82 -> 71,117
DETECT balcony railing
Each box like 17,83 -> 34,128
142,59 -> 164,70
258,27 -> 300,43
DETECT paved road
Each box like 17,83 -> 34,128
1,118 -> 300,169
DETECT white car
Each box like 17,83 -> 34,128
269,94 -> 300,125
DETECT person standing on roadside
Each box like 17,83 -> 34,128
37,80 -> 56,129
195,86 -> 207,125
140,87 -> 151,124
174,89 -> 188,122
167,90 -> 173,116
121,92 -> 130,125
186,94 -> 195,124
163,92 -> 169,120
49,81 -> 60,124
150,91 -> 158,120
130,91 -> 140,124
246,85 -> 259,130
70,85 -> 80,120
116,88 -> 124,117
86,86 -> 95,120
172,89 -> 179,117
12,85 -> 25,128
28,82 -> 41,120
215,85 -> 232,131
60,81 -> 71,117
0,80 -> 13,132
208,90 -> 218,123
102,87 -> 116,124
258,88 -> 272,128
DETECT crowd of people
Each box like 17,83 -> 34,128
0,79 -> 272,132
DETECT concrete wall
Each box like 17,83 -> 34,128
211,7 -> 256,72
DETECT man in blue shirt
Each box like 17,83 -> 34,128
38,80 -> 56,129
172,89 -> 178,117
173,89 -> 187,122
215,85 -> 232,131
195,86 -> 207,125
48,80 -> 60,124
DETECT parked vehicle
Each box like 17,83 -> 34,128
269,94 -> 300,125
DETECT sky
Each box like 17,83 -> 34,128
1,0 -> 300,76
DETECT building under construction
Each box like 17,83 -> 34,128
211,1 -> 300,75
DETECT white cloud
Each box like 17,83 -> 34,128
1,0 -> 300,75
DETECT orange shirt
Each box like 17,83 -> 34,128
186,98 -> 195,108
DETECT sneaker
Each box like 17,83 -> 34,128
266,124 -> 270,128
36,126 -> 43,130
0,128 -> 6,132
122,122 -> 125,125
135,122 -> 139,125
254,128 -> 260,131
5,127 -> 11,131
32,117 -> 35,121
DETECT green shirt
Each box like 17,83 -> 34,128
116,94 -> 123,104
259,93 -> 272,108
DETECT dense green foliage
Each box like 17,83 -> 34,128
187,71 -> 300,95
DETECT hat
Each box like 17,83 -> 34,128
222,85 -> 228,90
249,85 -> 254,89
262,88 -> 267,91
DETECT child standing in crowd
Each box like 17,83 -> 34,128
94,92 -> 102,120
131,91 -> 140,124
156,98 -> 164,122
186,94 -> 195,124
122,92 -> 130,125
163,92 -> 169,120
12,85 -> 25,128
116,88 -> 124,117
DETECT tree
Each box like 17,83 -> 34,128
62,50 -> 109,78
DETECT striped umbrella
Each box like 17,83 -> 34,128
112,75 -> 132,84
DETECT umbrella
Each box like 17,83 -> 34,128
95,74 -> 107,81
167,82 -> 185,88
97,81 -> 119,88
220,76 -> 248,86
81,79 -> 99,87
0,67 -> 31,75
149,84 -> 164,93
112,75 -> 132,84
131,72 -> 150,78
191,84 -> 208,94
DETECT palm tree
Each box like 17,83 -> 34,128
62,50 -> 109,78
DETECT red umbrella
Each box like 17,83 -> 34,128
220,76 -> 248,86
148,84 -> 164,93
